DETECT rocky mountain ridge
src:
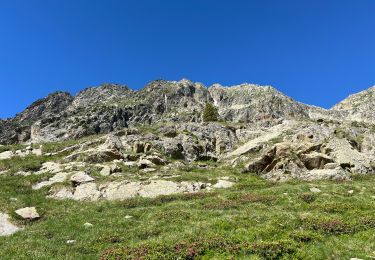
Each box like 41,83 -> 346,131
2,78 -> 370,145
1,79 -> 375,201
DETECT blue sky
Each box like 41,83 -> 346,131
1,0 -> 375,118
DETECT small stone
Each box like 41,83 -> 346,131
66,240 -> 76,244
348,190 -> 354,194
15,207 -> 40,220
125,215 -> 133,219
83,222 -> 93,228
310,187 -> 321,193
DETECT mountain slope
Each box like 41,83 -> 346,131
332,85 -> 375,122
0,79 -> 315,144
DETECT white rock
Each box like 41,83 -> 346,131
15,171 -> 31,176
66,240 -> 76,244
310,187 -> 321,193
32,171 -> 71,190
48,187 -> 74,200
70,172 -> 94,184
73,183 -> 101,201
83,222 -> 93,228
141,168 -> 156,173
0,151 -> 13,160
348,190 -> 354,194
124,161 -> 137,167
138,180 -> 182,198
37,162 -> 63,174
32,148 -> 43,156
100,166 -> 111,176
15,207 -> 40,220
101,181 -> 141,201
137,159 -> 155,168
213,180 -> 235,189
124,215 -> 133,219
0,213 -> 20,236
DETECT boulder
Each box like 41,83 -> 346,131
73,183 -> 101,201
213,180 -> 235,189
0,151 -> 13,160
15,207 -> 40,220
32,171 -> 71,190
66,149 -> 123,163
300,152 -> 334,170
70,172 -> 94,185
100,166 -> 111,176
144,155 -> 166,165
133,141 -> 144,153
0,213 -> 20,236
310,187 -> 321,193
137,159 -> 155,169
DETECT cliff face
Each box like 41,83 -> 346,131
331,85 -> 375,123
0,79 -> 373,145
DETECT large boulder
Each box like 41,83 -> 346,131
300,152 -> 334,170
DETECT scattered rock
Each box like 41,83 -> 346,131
137,159 -> 155,169
142,168 -> 156,173
300,152 -> 333,170
213,180 -> 235,189
66,240 -> 76,244
70,172 -> 94,185
73,183 -> 101,201
100,166 -> 111,176
310,187 -> 321,193
15,207 -> 40,220
0,213 -> 20,236
144,155 -> 166,165
33,171 -> 71,190
83,222 -> 93,228
0,151 -> 13,160
133,141 -> 144,153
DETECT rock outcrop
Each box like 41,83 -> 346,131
2,79 -> 375,183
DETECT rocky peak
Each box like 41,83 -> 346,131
208,83 -> 310,122
16,91 -> 74,123
331,85 -> 375,122
71,83 -> 132,108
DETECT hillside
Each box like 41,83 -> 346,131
1,80 -> 375,259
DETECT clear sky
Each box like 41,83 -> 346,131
1,0 -> 375,119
